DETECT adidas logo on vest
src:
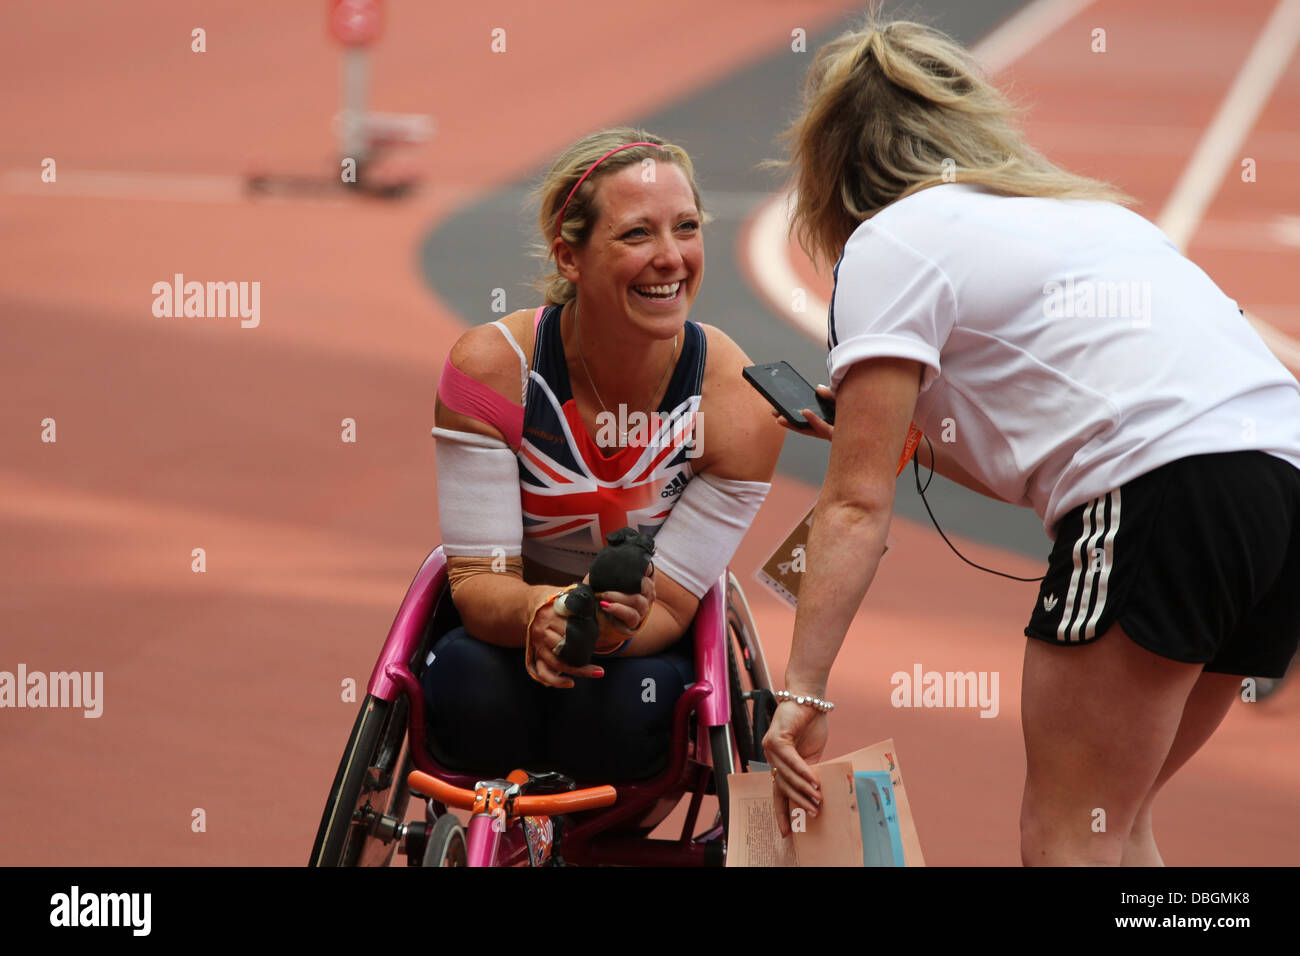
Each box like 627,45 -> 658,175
660,473 -> 688,498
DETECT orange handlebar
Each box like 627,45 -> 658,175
407,770 -> 617,816
409,770 -> 475,810
516,786 -> 617,816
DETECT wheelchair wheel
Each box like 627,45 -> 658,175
309,693 -> 413,867
726,583 -> 776,765
422,814 -> 467,867
709,723 -> 737,838
726,637 -> 756,767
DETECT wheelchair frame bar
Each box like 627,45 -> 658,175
693,572 -> 731,729
366,547 -> 449,701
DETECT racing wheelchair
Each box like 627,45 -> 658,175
309,546 -> 778,866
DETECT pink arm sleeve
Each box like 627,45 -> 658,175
437,357 -> 524,449
435,308 -> 545,450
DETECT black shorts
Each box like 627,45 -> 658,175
1025,451 -> 1300,678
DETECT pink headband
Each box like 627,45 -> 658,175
555,141 -> 668,239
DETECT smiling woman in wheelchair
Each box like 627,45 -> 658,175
426,129 -> 784,782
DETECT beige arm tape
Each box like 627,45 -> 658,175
446,555 -> 524,600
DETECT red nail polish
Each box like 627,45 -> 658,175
599,600 -> 611,609
592,668 -> 605,677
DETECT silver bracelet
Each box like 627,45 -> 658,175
774,690 -> 835,713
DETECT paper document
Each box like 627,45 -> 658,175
726,737 -> 925,867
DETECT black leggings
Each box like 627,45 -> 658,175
420,626 -> 696,781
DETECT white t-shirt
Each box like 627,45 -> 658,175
826,183 -> 1300,539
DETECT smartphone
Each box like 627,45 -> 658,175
742,362 -> 835,428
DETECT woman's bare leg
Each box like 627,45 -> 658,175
1019,624 -> 1205,866
1120,671 -> 1240,865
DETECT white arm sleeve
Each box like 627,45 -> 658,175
651,472 -> 772,599
432,426 -> 522,557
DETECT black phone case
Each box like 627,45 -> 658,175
742,362 -> 835,427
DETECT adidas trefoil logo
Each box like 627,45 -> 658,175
660,473 -> 688,499
1042,593 -> 1059,613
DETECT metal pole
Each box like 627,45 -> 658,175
340,46 -> 370,170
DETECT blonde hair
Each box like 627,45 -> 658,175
531,128 -> 704,305
776,16 -> 1135,268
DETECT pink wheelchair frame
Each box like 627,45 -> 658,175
309,546 -> 776,867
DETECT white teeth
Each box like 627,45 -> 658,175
634,281 -> 681,297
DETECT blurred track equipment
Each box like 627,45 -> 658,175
245,1 -> 432,200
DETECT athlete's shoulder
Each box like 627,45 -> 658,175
693,322 -> 748,368
689,322 -> 784,480
445,308 -> 539,395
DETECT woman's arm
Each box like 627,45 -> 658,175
434,314 -> 604,686
764,356 -> 922,830
434,315 -> 552,645
782,357 -> 920,694
692,326 -> 788,486
597,569 -> 696,658
783,382 -> 1006,501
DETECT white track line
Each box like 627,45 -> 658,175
1152,0 -> 1300,370
746,0 -> 1099,340
1156,0 -> 1300,250
973,0 -> 1098,72
2,167 -> 480,210
744,191 -> 819,337
2,168 -> 247,203
0,167 -> 431,207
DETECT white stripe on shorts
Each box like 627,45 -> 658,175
1057,497 -> 1096,642
1057,491 -> 1119,642
1082,487 -> 1121,641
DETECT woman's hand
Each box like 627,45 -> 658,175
770,383 -> 835,441
591,563 -> 655,649
762,700 -> 829,837
527,597 -> 607,688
